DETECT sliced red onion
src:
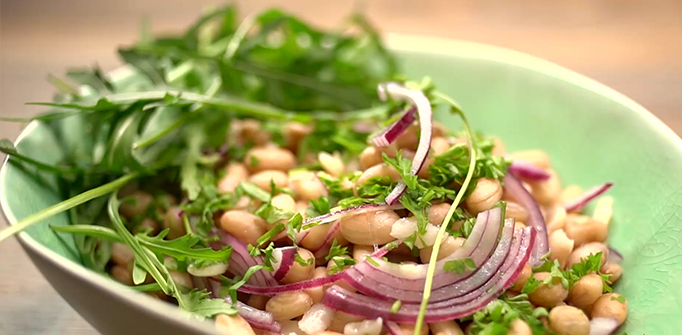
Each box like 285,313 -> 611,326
205,278 -> 282,333
509,160 -> 551,181
371,108 -> 416,147
377,82 -> 433,204
324,228 -> 535,323
607,246 -> 623,263
564,183 -> 614,213
216,232 -> 278,286
589,317 -> 619,335
504,174 -> 548,267
272,247 -> 297,282
236,242 -> 397,295
344,217 -> 515,303
385,182 -> 407,206
384,321 -> 404,335
351,208 -> 501,290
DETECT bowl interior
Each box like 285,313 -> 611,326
3,36 -> 682,335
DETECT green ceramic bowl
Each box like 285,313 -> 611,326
2,34 -> 681,335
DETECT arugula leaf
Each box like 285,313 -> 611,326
178,288 -> 239,320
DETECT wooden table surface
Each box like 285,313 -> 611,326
1,0 -> 681,333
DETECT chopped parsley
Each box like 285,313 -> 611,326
443,258 -> 477,274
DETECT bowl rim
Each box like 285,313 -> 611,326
2,32 -> 681,332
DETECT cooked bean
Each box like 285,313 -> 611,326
300,224 -> 333,251
344,318 -> 383,335
282,248 -> 315,284
464,178 -> 503,214
510,150 -> 550,170
280,320 -> 305,335
508,319 -> 532,335
591,293 -> 628,326
429,320 -> 464,335
560,185 -> 583,204
135,218 -> 159,235
289,171 -> 327,201
359,147 -> 388,170
119,190 -> 153,219
249,170 -> 289,192
340,210 -> 399,245
509,265 -> 532,292
491,137 -> 506,156
506,201 -> 529,223
567,243 -> 609,269
239,119 -> 270,146
319,152 -> 345,177
549,229 -> 575,268
215,313 -> 256,335
395,124 -> 420,150
246,294 -> 269,310
231,196 -> 263,212
601,262 -> 623,283
528,272 -> 569,308
266,292 -> 313,321
592,196 -> 614,225
548,305 -> 590,335
564,214 -> 608,247
299,303 -> 335,335
529,170 -> 562,206
284,122 -> 312,152
111,242 -> 134,266
352,245 -> 374,263
419,236 -> 465,263
329,311 -> 365,333
220,210 -> 268,246
296,201 -> 309,215
514,221 -> 527,231
398,323 -> 428,335
314,332 -> 343,335
431,137 -> 451,156
304,267 -> 327,304
428,203 -> 452,226
356,164 -> 401,186
568,273 -> 603,310
169,270 -> 193,289
272,193 -> 297,213
111,265 -> 133,286
545,205 -> 567,232
162,207 -> 187,240
218,163 -> 249,193
245,147 -> 296,173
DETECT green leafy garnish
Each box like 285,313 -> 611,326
325,239 -> 350,262
466,294 -> 552,335
443,258 -> 477,274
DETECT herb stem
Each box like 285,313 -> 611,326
413,92 -> 478,335
0,173 -> 138,242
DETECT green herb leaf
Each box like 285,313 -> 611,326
443,258 -> 477,274
390,300 -> 402,313
325,239 -> 350,261
238,181 -> 272,202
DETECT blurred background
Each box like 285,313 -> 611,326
0,0 -> 681,334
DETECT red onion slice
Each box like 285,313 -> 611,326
504,174 -> 548,267
216,232 -> 278,286
345,218 -> 515,303
377,82 -> 433,204
323,228 -> 535,323
564,183 -> 613,213
353,208 -> 501,289
205,278 -> 282,333
235,242 -> 398,295
607,246 -> 623,263
385,182 -> 407,206
272,247 -> 297,282
509,160 -> 551,180
589,317 -> 619,335
371,108 -> 416,147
